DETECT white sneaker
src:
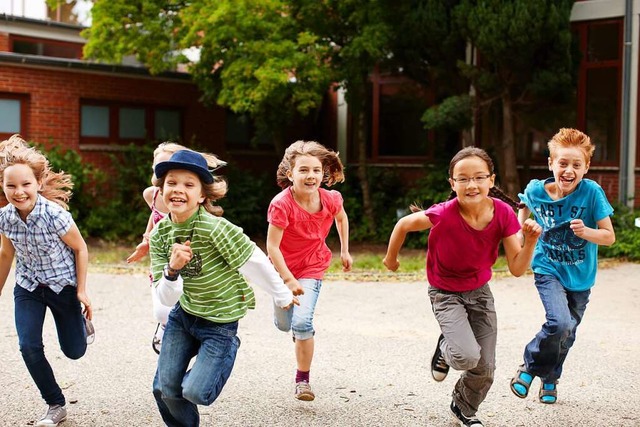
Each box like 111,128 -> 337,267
36,404 -> 67,426
84,316 -> 95,345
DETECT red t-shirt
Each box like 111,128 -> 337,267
268,187 -> 343,279
425,198 -> 521,292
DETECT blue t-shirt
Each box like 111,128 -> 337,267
519,178 -> 613,291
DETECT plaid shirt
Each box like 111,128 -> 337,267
0,195 -> 76,294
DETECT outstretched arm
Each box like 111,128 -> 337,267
383,211 -> 433,271
238,247 -> 297,309
61,224 -> 92,320
266,224 -> 304,295
334,207 -> 352,272
0,234 -> 15,296
127,212 -> 155,263
503,218 -> 541,277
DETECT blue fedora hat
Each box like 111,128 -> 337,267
154,150 -> 214,184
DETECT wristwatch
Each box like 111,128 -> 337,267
164,265 -> 180,281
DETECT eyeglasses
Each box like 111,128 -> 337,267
451,174 -> 492,185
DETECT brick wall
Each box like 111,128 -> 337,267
0,33 -> 9,52
0,62 -> 226,161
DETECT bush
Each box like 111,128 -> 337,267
599,204 -> 640,260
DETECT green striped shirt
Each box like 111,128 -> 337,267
150,206 -> 256,323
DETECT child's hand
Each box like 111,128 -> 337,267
570,219 -> 587,237
169,241 -> 193,270
281,296 -> 300,310
341,252 -> 353,272
522,218 -> 542,241
285,278 -> 304,296
126,241 -> 149,263
383,256 -> 399,272
77,291 -> 93,320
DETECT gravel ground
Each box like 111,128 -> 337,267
0,263 -> 639,426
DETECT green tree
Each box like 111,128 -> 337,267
81,0 -> 405,228
453,0 -> 577,196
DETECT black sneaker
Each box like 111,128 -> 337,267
450,401 -> 484,427
431,334 -> 449,381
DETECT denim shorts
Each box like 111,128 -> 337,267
273,278 -> 322,340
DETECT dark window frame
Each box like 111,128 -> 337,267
368,67 -> 435,163
9,34 -> 84,59
79,100 -> 183,146
0,93 -> 29,140
573,18 -> 623,166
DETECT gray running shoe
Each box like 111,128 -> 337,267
35,404 -> 67,426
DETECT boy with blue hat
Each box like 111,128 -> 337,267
149,149 -> 297,426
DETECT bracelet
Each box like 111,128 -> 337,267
164,265 -> 180,281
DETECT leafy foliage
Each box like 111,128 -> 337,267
599,205 -> 640,261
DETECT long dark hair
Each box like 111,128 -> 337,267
410,146 -> 522,212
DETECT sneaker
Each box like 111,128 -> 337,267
450,401 -> 483,427
431,334 -> 449,381
152,323 -> 164,355
35,404 -> 67,427
294,381 -> 315,401
84,316 -> 95,345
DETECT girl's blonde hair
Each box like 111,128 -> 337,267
276,140 -> 345,189
152,142 -> 226,183
154,148 -> 227,217
547,128 -> 594,161
0,135 -> 73,210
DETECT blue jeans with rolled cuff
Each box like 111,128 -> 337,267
273,278 -> 322,341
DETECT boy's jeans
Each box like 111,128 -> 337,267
273,278 -> 322,341
523,273 -> 590,383
14,284 -> 86,407
153,305 -> 239,427
428,284 -> 497,417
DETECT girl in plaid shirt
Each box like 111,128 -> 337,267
0,135 -> 92,427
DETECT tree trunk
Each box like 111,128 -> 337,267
500,92 -> 520,197
355,109 -> 375,229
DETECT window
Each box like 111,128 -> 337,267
80,101 -> 182,145
10,35 -> 83,59
225,111 -> 273,150
365,68 -> 438,163
0,94 -> 27,139
574,19 -> 622,164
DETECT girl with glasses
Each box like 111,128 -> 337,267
383,146 -> 541,427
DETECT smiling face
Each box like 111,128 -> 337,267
548,146 -> 589,198
161,169 -> 205,223
287,155 -> 324,196
2,163 -> 40,219
449,156 -> 495,206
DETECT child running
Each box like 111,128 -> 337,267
383,146 -> 541,427
127,141 -> 225,354
509,128 -> 615,404
0,135 -> 93,427
267,140 -> 352,401
149,149 -> 297,426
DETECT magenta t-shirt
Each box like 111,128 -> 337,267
425,198 -> 521,292
268,187 -> 343,279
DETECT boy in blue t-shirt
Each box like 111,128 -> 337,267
509,128 -> 615,404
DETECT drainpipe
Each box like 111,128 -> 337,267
620,0 -> 633,206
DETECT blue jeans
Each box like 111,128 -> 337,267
273,278 -> 322,341
14,284 -> 86,406
153,305 -> 240,427
523,274 -> 591,382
